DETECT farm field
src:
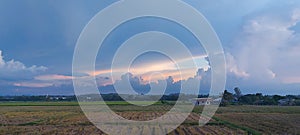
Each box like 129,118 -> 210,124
0,102 -> 299,135
215,106 -> 300,135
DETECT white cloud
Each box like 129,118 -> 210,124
0,50 -> 47,77
229,6 -> 300,84
0,50 -> 49,89
226,53 -> 249,78
0,51 -> 4,66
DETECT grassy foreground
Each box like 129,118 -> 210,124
0,102 -> 299,134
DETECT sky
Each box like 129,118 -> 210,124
0,0 -> 300,95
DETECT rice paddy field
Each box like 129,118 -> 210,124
0,102 -> 299,135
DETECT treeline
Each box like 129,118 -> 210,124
0,94 -> 204,102
0,95 -> 76,102
78,93 -> 208,101
221,87 -> 300,106
1,88 -> 300,107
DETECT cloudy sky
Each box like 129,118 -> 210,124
0,0 -> 300,95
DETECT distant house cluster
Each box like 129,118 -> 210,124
278,98 -> 296,106
47,96 -> 68,101
44,95 -> 76,101
191,98 -> 222,106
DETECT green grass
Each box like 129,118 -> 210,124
0,101 -> 164,106
217,105 -> 300,114
17,120 -> 44,126
212,116 -> 262,135
90,101 -> 163,105
0,101 -> 79,106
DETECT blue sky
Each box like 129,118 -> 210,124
0,0 -> 300,95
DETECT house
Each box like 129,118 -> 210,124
212,98 -> 222,104
191,98 -> 213,106
49,96 -> 68,101
278,98 -> 295,106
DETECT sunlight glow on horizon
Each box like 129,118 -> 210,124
87,55 -> 209,83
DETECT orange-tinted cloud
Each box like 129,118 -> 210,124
14,82 -> 53,88
89,55 -> 208,82
35,74 -> 74,81
282,77 -> 300,84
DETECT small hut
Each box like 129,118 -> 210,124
191,98 -> 213,106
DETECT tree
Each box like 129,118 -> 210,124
234,87 -> 242,98
220,90 -> 234,106
273,95 -> 284,101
